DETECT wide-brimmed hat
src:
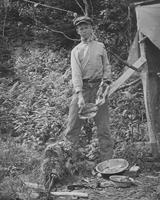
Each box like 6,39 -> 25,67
73,16 -> 93,26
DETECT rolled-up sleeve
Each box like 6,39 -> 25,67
102,45 -> 112,81
71,49 -> 83,93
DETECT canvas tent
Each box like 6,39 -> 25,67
109,0 -> 160,158
136,2 -> 160,158
136,3 -> 160,49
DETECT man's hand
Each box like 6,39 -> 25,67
77,92 -> 85,108
96,84 -> 110,106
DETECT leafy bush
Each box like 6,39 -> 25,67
10,47 -> 72,147
110,83 -> 147,144
0,138 -> 42,199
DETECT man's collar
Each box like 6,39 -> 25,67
81,33 -> 97,44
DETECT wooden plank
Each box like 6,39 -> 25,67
133,0 -> 159,6
108,56 -> 146,96
140,69 -> 160,157
50,191 -> 89,198
24,181 -> 89,198
139,31 -> 159,158
24,181 -> 45,190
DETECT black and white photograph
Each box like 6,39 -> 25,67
0,0 -> 160,199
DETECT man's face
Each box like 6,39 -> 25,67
76,23 -> 93,40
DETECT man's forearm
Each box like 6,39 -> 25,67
103,64 -> 112,82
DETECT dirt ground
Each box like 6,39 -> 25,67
84,174 -> 160,200
19,155 -> 160,200
41,161 -> 160,200
50,175 -> 160,200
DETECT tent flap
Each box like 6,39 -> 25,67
136,4 -> 160,50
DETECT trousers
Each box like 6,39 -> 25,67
64,81 -> 114,161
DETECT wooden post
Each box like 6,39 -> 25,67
139,32 -> 160,158
108,57 -> 146,97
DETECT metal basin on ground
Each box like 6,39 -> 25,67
95,158 -> 129,175
109,175 -> 134,188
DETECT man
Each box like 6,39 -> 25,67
65,16 -> 114,162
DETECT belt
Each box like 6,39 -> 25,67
83,78 -> 101,83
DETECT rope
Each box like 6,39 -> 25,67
22,0 -> 74,13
